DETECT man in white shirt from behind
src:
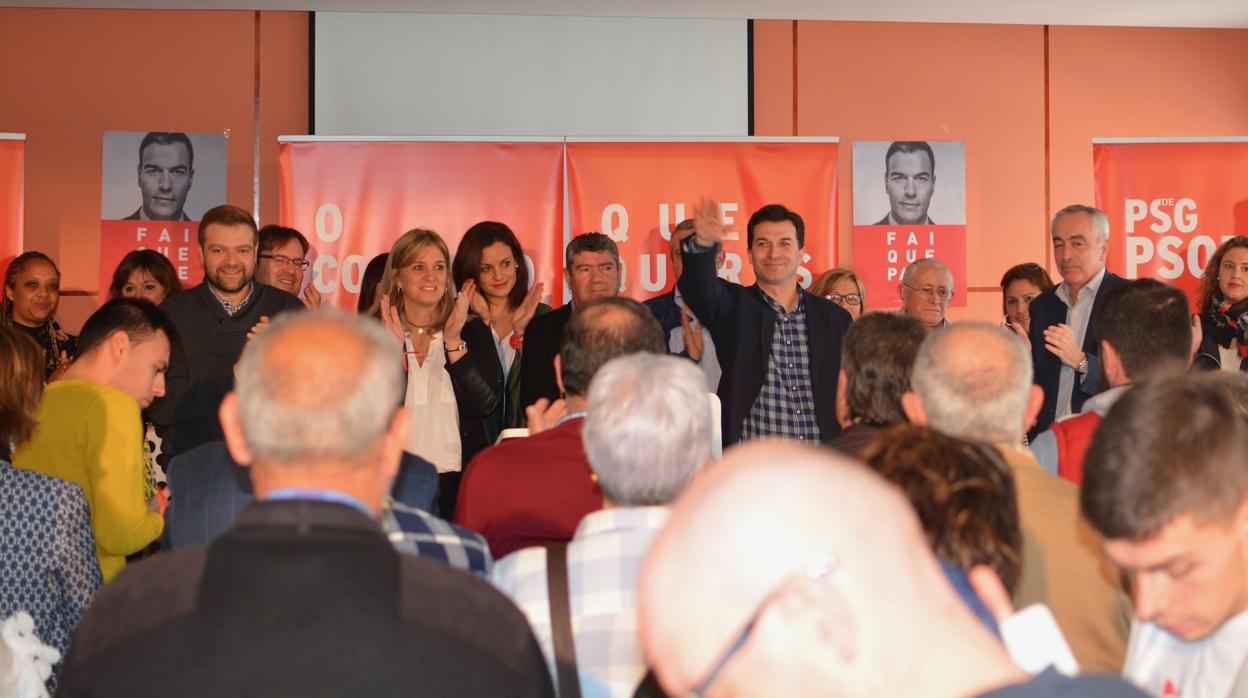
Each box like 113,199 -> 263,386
1081,372 -> 1248,698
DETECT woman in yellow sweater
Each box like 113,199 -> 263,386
14,299 -> 172,581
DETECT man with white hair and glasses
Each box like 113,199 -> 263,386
898,257 -> 955,331
637,442 -> 1147,697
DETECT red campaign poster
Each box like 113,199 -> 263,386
278,138 -> 565,310
0,135 -> 24,276
564,139 -> 839,301
851,140 -> 967,308
1094,138 -> 1248,302
98,131 -> 228,295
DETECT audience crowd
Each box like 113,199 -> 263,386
3,199 -> 1248,698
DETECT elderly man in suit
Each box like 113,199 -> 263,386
1024,205 -> 1127,438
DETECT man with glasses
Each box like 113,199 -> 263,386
638,442 -> 1147,697
255,225 -> 321,309
898,258 -> 955,331
679,200 -> 851,447
1028,204 -> 1127,437
150,205 -> 304,464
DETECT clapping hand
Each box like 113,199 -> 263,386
513,282 -> 545,337
681,307 -> 704,361
379,295 -> 405,347
444,279 -> 476,345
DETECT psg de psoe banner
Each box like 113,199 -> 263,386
98,131 -> 230,295
1094,138 -> 1248,300
278,138 -> 564,310
850,140 -> 968,309
564,138 -> 839,300
0,135 -> 24,275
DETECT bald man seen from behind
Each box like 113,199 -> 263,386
638,442 -> 1149,698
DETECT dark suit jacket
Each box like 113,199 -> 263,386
58,500 -> 554,698
150,283 -> 304,464
874,213 -> 934,225
677,244 -> 851,446
518,303 -> 572,410
1028,271 -> 1128,437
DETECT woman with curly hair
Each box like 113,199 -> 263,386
2,252 -> 76,380
1194,236 -> 1248,372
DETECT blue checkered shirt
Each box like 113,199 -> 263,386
740,292 -> 821,443
491,507 -> 668,698
383,499 -> 493,577
208,281 -> 256,316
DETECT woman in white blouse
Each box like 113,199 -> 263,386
377,228 -> 501,518
451,221 -> 547,435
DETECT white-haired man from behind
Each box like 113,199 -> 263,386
493,353 -> 712,698
901,322 -> 1130,673
57,310 -> 554,698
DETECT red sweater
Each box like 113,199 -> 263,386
453,417 -> 603,559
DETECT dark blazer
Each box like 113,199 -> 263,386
1193,311 -> 1248,372
518,303 -> 572,410
874,213 -> 934,225
677,245 -> 851,446
123,207 -> 191,221
57,500 -> 554,698
644,290 -> 683,340
445,317 -> 503,466
150,282 -> 304,464
1028,270 -> 1128,437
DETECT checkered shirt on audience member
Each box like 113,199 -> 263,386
740,292 -> 821,443
491,507 -> 669,698
383,499 -> 493,576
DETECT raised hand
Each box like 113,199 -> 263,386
513,281 -> 545,337
525,397 -> 567,436
468,284 -> 493,324
246,316 -> 271,342
692,197 -> 726,246
379,295 -> 405,347
1042,323 -> 1083,368
445,279 -> 475,344
681,307 -> 704,361
301,283 -> 322,309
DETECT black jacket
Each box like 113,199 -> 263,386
518,303 -> 572,410
57,500 -> 554,698
677,244 -> 850,446
1027,271 -> 1128,437
150,282 -> 304,462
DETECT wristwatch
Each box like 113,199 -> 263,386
445,340 -> 468,353
1075,356 -> 1089,375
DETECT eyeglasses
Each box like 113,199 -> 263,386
259,254 -> 310,270
683,557 -> 838,698
824,293 -> 862,306
902,283 -> 954,301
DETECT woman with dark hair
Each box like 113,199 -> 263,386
452,221 -> 547,430
1000,262 -> 1055,337
1,252 -> 75,380
0,326 -> 102,692
108,249 -> 183,305
377,229 -> 501,517
357,252 -> 389,314
1195,236 -> 1248,371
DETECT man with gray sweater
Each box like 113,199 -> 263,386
148,205 -> 303,464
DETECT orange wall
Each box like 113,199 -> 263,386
756,20 -> 1248,321
0,8 -> 307,331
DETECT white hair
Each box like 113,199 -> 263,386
235,309 -> 404,463
901,257 -> 952,286
911,322 -> 1032,444
1050,204 -> 1110,245
583,353 -> 711,506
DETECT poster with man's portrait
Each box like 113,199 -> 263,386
98,131 -> 228,295
851,140 -> 968,309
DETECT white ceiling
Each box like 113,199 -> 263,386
7,0 -> 1248,28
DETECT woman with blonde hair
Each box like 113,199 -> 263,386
811,268 -> 866,320
376,229 -> 502,517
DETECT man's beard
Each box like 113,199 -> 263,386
209,266 -> 252,294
